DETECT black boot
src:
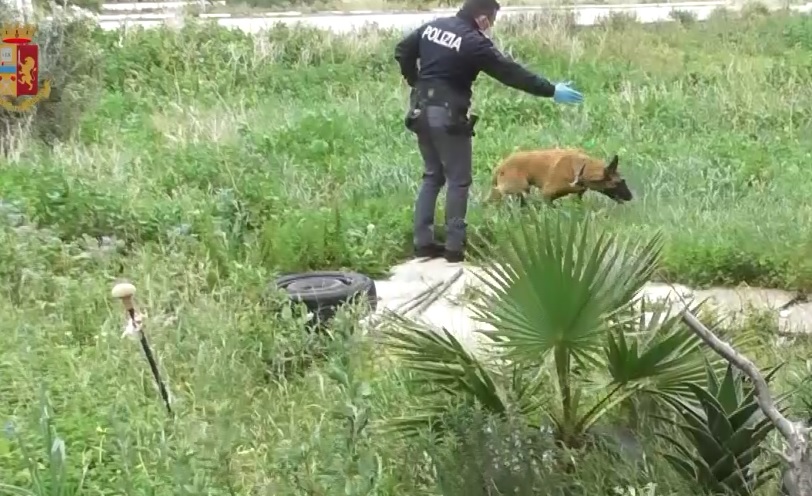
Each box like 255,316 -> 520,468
414,243 -> 445,259
443,249 -> 465,263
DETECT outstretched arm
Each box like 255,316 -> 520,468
470,36 -> 556,97
394,25 -> 424,87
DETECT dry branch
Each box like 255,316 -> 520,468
680,309 -> 812,496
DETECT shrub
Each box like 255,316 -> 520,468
669,9 -> 698,26
33,0 -> 103,12
657,363 -> 784,495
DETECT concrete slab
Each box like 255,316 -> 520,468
634,282 -> 695,309
387,257 -> 463,285
780,303 -> 812,335
694,287 -> 798,312
418,301 -> 496,354
369,260 -> 812,355
689,287 -> 802,334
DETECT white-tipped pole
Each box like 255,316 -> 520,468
111,281 -> 173,415
111,282 -> 137,317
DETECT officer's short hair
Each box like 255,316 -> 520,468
460,0 -> 501,19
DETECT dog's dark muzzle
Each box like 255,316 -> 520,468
600,180 -> 633,203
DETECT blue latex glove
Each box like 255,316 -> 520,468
553,81 -> 584,105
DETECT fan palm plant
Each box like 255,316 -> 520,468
656,362 -> 785,495
382,211 -> 713,449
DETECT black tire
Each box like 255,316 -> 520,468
273,271 -> 378,325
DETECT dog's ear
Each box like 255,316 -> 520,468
606,155 -> 619,175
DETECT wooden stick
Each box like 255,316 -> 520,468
111,282 -> 173,416
680,309 -> 812,495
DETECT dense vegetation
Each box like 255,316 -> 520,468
2,5 -> 812,495
67,0 -> 699,14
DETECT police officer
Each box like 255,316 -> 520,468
395,0 -> 584,263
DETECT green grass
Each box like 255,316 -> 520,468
11,7 -> 812,289
2,6 -> 812,495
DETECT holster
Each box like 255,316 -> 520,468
446,111 -> 479,137
404,83 -> 480,137
404,87 -> 423,134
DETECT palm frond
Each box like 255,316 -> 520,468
510,362 -> 548,419
379,404 -> 451,441
380,312 -> 510,438
606,301 -> 709,400
468,212 -> 664,366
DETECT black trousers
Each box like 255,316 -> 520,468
412,105 -> 472,253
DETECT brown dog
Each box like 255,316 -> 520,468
486,148 -> 633,206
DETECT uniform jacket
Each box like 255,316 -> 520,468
394,13 -> 556,108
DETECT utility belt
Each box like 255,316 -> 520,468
404,83 -> 479,137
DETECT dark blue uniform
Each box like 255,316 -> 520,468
395,14 -> 556,107
395,12 -> 557,260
